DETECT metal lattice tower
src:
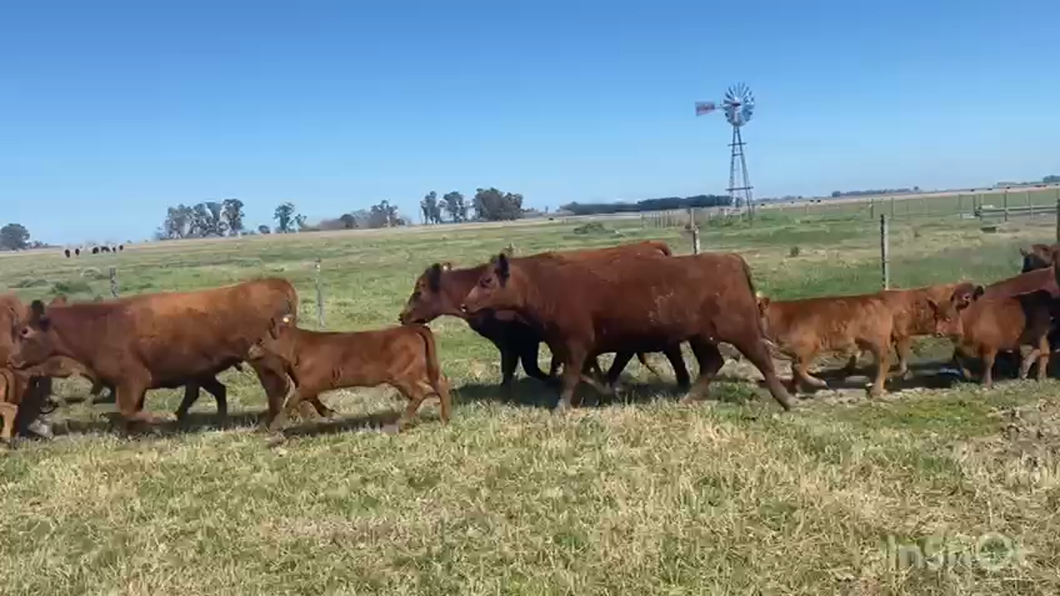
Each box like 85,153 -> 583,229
695,83 -> 756,219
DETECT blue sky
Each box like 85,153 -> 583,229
2,0 -> 1058,244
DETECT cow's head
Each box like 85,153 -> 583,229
9,300 -> 60,369
461,253 -> 523,315
1020,244 -> 1055,273
247,313 -> 297,364
399,262 -> 456,324
928,284 -> 984,338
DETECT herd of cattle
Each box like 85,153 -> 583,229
2,239 -> 1060,446
61,244 -> 125,258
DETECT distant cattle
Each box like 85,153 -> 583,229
7,278 -> 304,428
74,248 -> 81,257
63,249 -> 70,258
460,251 -> 792,411
91,247 -> 99,255
399,241 -> 691,392
246,315 -> 451,432
930,285 -> 1055,387
118,244 -> 124,252
757,293 -> 894,397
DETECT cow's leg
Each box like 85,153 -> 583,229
116,379 -> 166,427
729,336 -> 795,411
518,342 -> 550,383
90,379 -> 115,404
893,336 -> 914,380
172,383 -> 204,421
866,341 -> 891,398
302,395 -> 338,419
0,402 -> 18,445
1037,336 -> 1051,381
498,345 -> 519,391
556,348 -> 588,413
793,353 -> 828,390
980,348 -> 997,389
662,345 -> 691,392
604,352 -> 636,386
840,349 -> 861,377
392,381 -> 431,431
680,340 -> 724,404
1018,345 -> 1039,380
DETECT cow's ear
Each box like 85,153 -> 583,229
496,252 -> 510,281
427,264 -> 443,292
926,299 -> 938,313
1020,247 -> 1030,257
972,285 -> 985,300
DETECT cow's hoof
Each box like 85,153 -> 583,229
26,419 -> 54,440
264,433 -> 287,448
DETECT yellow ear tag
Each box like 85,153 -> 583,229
281,314 -> 292,324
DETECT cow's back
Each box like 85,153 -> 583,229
985,268 -> 1059,298
65,278 -> 296,384
763,295 -> 892,352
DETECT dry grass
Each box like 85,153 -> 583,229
2,210 -> 1059,594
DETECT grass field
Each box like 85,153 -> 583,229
3,208 -> 1060,595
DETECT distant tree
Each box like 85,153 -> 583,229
368,200 -> 400,228
221,198 -> 245,235
188,201 -> 226,237
0,223 -> 31,251
831,191 -> 842,198
163,204 -> 194,238
1044,175 -> 1060,184
257,224 -> 271,235
473,187 -> 523,221
274,202 -> 296,233
442,191 -> 467,222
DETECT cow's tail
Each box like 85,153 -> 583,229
741,257 -> 778,353
413,325 -> 452,423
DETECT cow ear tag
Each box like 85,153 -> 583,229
281,314 -> 292,324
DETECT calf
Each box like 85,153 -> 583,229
930,285 -> 1055,388
461,251 -> 792,411
757,293 -> 894,397
246,315 -> 451,432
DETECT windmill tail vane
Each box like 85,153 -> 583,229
694,101 -> 717,116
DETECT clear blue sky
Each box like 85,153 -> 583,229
2,0 -> 1058,245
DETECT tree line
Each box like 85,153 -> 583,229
557,194 -> 732,216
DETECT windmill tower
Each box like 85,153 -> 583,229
695,83 -> 757,218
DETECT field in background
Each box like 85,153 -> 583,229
3,205 -> 1060,594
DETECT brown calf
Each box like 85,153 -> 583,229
930,285 -> 1055,388
1020,243 -> 1058,273
757,293 -> 894,397
461,251 -> 792,411
246,315 -> 451,432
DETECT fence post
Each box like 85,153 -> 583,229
890,196 -> 896,218
108,267 -> 119,298
1055,196 -> 1060,243
314,258 -> 325,328
869,198 -> 875,219
1004,189 -> 1009,223
880,215 -> 890,290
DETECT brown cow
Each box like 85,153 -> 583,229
7,278 -> 303,428
399,240 -> 690,391
460,251 -> 792,411
930,285 -> 1055,388
757,293 -> 894,397
245,314 -> 451,432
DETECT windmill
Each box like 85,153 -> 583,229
695,83 -> 756,218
